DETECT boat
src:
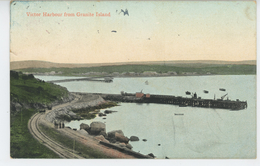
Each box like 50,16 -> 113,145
219,88 -> 226,91
203,90 -> 209,93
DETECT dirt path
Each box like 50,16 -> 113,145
28,93 -> 140,159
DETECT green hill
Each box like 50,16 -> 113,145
10,70 -> 69,104
18,63 -> 256,76
10,70 -> 71,158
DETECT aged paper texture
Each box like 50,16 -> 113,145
10,1 -> 256,159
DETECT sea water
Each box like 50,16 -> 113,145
35,75 -> 256,158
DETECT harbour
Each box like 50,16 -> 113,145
35,75 -> 256,158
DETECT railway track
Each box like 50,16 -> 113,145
27,93 -> 147,159
28,112 -> 84,159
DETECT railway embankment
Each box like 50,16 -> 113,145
37,93 -> 152,159
44,93 -> 118,123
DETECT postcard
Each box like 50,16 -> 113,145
10,1 -> 256,159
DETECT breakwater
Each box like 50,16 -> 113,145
47,77 -> 113,83
74,92 -> 247,110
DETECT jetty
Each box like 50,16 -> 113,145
74,91 -> 247,110
47,77 -> 113,83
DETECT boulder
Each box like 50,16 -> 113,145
77,129 -> 89,137
104,110 -> 112,114
80,123 -> 90,132
107,130 -> 124,139
130,136 -> 139,141
98,113 -> 106,117
148,153 -> 155,158
115,132 -> 129,143
126,143 -> 133,150
11,102 -> 22,112
118,142 -> 126,147
94,135 -> 109,143
89,122 -> 106,135
109,138 -> 117,143
104,110 -> 117,114
99,131 -> 107,138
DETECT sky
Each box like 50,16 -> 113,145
10,1 -> 256,64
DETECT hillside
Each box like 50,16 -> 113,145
10,71 -> 70,107
10,60 -> 256,70
16,64 -> 256,76
10,71 -> 74,158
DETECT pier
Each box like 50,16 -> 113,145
47,77 -> 113,83
74,92 -> 247,110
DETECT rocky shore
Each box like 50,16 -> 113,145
79,121 -> 135,150
42,93 -> 155,158
73,121 -> 154,158
10,93 -> 75,114
45,94 -> 107,123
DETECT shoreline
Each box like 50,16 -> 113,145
32,73 -> 256,78
41,93 -> 152,158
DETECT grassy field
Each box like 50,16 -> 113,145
10,108 -> 60,158
39,124 -> 111,158
10,71 -> 69,104
18,64 -> 256,76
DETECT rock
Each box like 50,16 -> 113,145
130,136 -> 139,141
115,132 -> 129,143
11,102 -> 22,112
148,153 -> 155,158
94,135 -> 109,143
107,130 -> 124,138
158,144 -> 161,146
126,143 -> 133,150
77,129 -> 89,137
109,138 -> 117,143
89,121 -> 106,135
73,128 -> 77,131
142,139 -> 147,142
102,139 -> 110,143
99,131 -> 107,138
118,142 -> 126,147
98,113 -> 105,117
80,123 -> 90,131
104,110 -> 111,114
104,110 -> 117,114
14,102 -> 22,109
